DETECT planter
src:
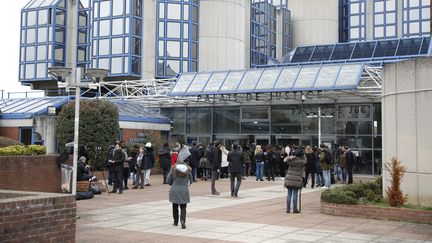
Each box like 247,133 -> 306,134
321,202 -> 432,224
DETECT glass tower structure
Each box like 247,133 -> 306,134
19,0 -> 67,84
156,0 -> 199,79
91,0 -> 143,78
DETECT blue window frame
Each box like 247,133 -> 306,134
349,0 -> 366,41
403,0 -> 431,37
281,8 -> 292,57
19,127 -> 34,145
373,0 -> 398,39
251,1 -> 279,68
156,0 -> 199,79
19,0 -> 67,84
92,0 -> 143,78
77,1 -> 91,69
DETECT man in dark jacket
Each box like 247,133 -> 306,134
207,141 -> 222,195
158,143 -> 172,184
189,142 -> 199,182
112,144 -> 125,194
342,146 -> 355,184
77,156 -> 95,181
227,143 -> 244,197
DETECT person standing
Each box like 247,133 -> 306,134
242,146 -> 251,177
167,161 -> 193,229
129,145 -> 139,188
342,146 -> 355,184
112,144 -> 125,194
219,144 -> 229,179
207,141 -> 222,195
319,144 -> 333,189
159,143 -> 172,184
227,143 -> 244,197
122,146 -> 131,190
133,147 -> 146,189
304,145 -> 317,188
144,142 -> 154,186
255,145 -> 264,181
189,142 -> 199,182
284,148 -> 306,213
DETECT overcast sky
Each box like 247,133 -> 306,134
0,0 -> 40,98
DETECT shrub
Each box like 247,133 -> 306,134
0,145 -> 46,156
57,100 -> 119,170
321,188 -> 358,205
385,157 -> 407,207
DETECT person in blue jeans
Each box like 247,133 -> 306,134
254,145 -> 264,181
319,144 -> 333,189
284,147 -> 306,213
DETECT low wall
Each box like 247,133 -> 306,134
0,155 -> 66,193
0,190 -> 76,242
321,202 -> 432,224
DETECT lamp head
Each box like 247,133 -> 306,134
85,68 -> 109,82
47,66 -> 72,82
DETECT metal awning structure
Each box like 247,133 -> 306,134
95,62 -> 382,107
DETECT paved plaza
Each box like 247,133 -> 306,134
77,175 -> 432,243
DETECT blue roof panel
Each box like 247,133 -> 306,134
0,97 -> 69,119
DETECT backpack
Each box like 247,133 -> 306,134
324,150 -> 333,164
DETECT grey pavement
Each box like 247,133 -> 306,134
76,174 -> 432,242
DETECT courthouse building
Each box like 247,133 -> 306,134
8,0 -> 432,204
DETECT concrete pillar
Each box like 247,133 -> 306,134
141,0 -> 156,79
199,0 -> 247,71
382,57 -> 432,207
34,116 -> 58,154
65,0 -> 78,84
288,0 -> 339,47
276,9 -> 283,60
365,0 -> 374,40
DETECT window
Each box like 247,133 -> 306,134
373,0 -> 397,39
403,0 -> 431,37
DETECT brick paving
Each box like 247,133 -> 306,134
76,174 -> 432,242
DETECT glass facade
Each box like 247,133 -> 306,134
281,8 -> 292,57
162,103 -> 382,175
92,0 -> 143,77
78,0 -> 91,69
403,0 -> 431,37
251,1 -> 277,67
156,0 -> 199,79
19,0 -> 67,82
373,0 -> 397,39
349,0 -> 366,41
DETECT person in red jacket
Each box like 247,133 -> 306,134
171,143 -> 180,166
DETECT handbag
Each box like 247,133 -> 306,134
198,157 -> 208,168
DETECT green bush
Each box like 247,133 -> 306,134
321,188 -> 358,205
0,145 -> 46,156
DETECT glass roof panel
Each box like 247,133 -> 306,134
274,66 -> 301,89
373,40 -> 399,58
314,64 -> 342,88
420,37 -> 431,55
202,72 -> 228,93
293,66 -> 321,89
28,0 -> 45,8
219,71 -> 245,92
351,42 -> 377,59
170,73 -> 196,95
330,43 -> 355,60
185,72 -> 212,94
310,45 -> 335,62
237,69 -> 264,92
335,63 -> 363,87
291,46 -> 315,63
396,38 -> 422,56
255,68 -> 282,91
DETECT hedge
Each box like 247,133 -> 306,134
0,145 -> 47,156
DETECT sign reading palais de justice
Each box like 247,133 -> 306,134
196,91 -> 323,103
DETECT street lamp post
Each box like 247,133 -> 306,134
48,67 -> 109,195
306,107 -> 334,146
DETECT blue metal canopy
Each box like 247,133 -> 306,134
0,97 -> 69,119
169,63 -> 365,96
288,37 -> 431,64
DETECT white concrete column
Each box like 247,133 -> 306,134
365,0 -> 374,40
199,0 -> 247,71
141,0 -> 156,79
276,9 -> 283,60
65,0 -> 78,84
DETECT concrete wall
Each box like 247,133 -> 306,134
141,0 -> 157,79
199,0 -> 248,71
34,116 -> 57,154
382,57 -> 432,207
288,0 -> 339,47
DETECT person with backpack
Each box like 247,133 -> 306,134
227,143 -> 244,197
207,141 -> 222,195
342,146 -> 355,184
158,143 -> 172,184
319,143 -> 333,189
284,147 -> 306,213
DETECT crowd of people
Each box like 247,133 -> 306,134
77,140 -> 356,228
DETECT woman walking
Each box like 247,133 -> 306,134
284,148 -> 306,213
167,161 -> 193,229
